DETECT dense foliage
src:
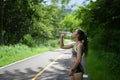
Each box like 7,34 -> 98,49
60,0 -> 120,79
61,0 -> 120,53
0,0 -> 70,46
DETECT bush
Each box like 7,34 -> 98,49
86,49 -> 120,80
21,34 -> 36,47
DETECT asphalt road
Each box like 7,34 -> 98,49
0,49 -> 89,80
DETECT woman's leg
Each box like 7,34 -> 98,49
74,72 -> 83,80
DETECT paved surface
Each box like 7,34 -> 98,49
0,49 -> 89,80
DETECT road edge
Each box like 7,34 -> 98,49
0,49 -> 64,70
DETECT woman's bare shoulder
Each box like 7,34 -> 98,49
77,42 -> 83,48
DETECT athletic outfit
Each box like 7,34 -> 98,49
71,45 -> 84,73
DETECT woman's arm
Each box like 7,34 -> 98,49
71,43 -> 83,71
60,33 -> 73,49
69,43 -> 83,76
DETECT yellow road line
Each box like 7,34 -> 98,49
32,54 -> 64,80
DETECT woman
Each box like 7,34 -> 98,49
60,29 -> 88,80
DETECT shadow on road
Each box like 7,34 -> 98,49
0,67 -> 41,80
37,53 -> 89,80
0,51 -> 89,80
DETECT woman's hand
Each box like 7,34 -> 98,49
69,69 -> 74,76
61,32 -> 66,37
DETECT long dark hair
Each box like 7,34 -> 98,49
77,29 -> 88,57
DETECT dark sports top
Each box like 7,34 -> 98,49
72,45 -> 83,57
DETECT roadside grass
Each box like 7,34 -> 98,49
0,39 -> 70,67
86,49 -> 120,80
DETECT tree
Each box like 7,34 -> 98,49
74,0 -> 120,53
0,0 -> 71,45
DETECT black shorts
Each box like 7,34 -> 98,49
74,63 -> 84,73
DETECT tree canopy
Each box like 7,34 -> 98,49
0,0 -> 71,45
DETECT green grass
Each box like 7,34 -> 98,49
86,49 -> 120,80
0,39 -> 70,67
0,44 -> 58,67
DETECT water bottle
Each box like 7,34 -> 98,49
61,32 -> 72,36
66,32 -> 72,36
